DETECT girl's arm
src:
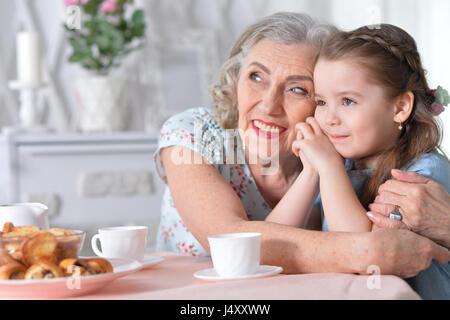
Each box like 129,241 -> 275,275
293,118 -> 372,232
319,161 -> 372,232
265,166 -> 319,228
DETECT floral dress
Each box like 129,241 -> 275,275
153,107 -> 272,256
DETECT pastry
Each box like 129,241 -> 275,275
83,258 -> 114,274
2,222 -> 14,234
0,222 -> 95,281
24,262 -> 63,279
0,263 -> 26,280
59,258 -> 113,276
2,225 -> 41,238
59,258 -> 92,276
21,232 -> 58,267
47,228 -> 76,236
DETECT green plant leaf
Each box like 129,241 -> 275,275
84,20 -> 98,34
131,24 -> 145,37
98,20 -> 116,36
83,0 -> 101,16
68,52 -> 86,62
110,32 -> 125,52
96,35 -> 111,51
131,9 -> 144,26
69,37 -> 87,54
82,55 -> 102,70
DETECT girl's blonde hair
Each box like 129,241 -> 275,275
318,24 -> 447,209
210,12 -> 338,129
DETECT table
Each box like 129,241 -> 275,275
72,252 -> 420,300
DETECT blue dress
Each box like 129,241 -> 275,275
315,150 -> 450,299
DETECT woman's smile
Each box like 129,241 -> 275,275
251,119 -> 288,139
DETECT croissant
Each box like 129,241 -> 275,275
0,263 -> 26,280
24,262 -> 63,279
59,258 -> 92,277
59,258 -> 113,276
83,258 -> 113,274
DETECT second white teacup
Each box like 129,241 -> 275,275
208,232 -> 261,277
91,226 -> 148,261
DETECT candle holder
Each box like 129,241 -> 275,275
8,80 -> 48,131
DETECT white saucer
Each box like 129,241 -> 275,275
141,254 -> 165,269
193,265 -> 283,281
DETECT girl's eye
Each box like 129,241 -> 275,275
290,87 -> 308,95
250,72 -> 262,82
343,98 -> 356,106
316,100 -> 327,106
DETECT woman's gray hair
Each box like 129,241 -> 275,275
210,12 -> 339,129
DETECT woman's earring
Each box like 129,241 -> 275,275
398,122 -> 403,130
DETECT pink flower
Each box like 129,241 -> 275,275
431,102 -> 445,116
64,0 -> 89,5
100,0 -> 119,13
64,0 -> 79,6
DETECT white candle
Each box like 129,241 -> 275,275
16,31 -> 42,83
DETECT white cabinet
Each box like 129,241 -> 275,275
0,129 -> 165,254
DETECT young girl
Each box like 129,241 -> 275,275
265,24 -> 450,299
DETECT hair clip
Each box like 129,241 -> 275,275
429,86 -> 449,116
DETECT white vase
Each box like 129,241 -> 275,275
74,75 -> 130,132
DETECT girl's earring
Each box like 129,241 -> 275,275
398,122 -> 403,130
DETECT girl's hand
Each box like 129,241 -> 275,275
292,129 -> 315,174
292,117 -> 343,174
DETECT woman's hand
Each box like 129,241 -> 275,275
291,117 -> 343,174
366,228 -> 450,278
367,169 -> 450,247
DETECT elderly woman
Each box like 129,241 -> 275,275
153,12 -> 449,284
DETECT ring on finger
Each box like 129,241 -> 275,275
389,206 -> 403,221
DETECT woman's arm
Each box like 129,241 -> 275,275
160,146 -> 450,275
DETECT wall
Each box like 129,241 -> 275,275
0,0 -> 449,152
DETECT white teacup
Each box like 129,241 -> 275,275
91,226 -> 148,261
208,232 -> 261,277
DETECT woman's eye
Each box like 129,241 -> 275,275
250,72 -> 262,82
343,98 -> 355,106
290,87 -> 308,94
316,100 -> 326,106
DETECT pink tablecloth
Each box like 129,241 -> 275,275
72,252 -> 420,300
